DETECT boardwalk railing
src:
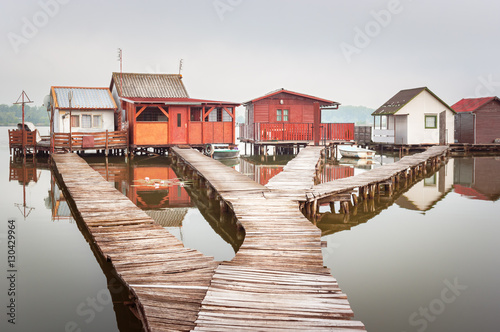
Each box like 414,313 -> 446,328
52,130 -> 128,152
9,129 -> 37,154
239,122 -> 354,142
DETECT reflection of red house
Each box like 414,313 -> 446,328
110,73 -> 239,152
453,185 -> 490,201
130,167 -> 192,209
240,156 -> 354,186
452,96 -> 500,143
454,157 -> 500,201
240,89 -> 353,143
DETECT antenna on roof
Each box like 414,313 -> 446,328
117,48 -> 123,94
179,59 -> 183,77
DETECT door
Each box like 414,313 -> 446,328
439,111 -> 447,145
170,107 -> 188,144
394,115 -> 407,144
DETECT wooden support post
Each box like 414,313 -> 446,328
312,200 -> 318,217
329,201 -> 335,213
352,193 -> 358,206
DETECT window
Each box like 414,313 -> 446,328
424,174 -> 437,186
81,114 -> 92,128
177,113 -> 181,127
71,115 -> 79,128
276,109 -> 289,122
425,115 -> 437,129
93,115 -> 102,128
190,107 -> 202,121
223,108 -> 233,122
137,107 -> 169,122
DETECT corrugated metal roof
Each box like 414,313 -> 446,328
451,97 -> 497,113
53,87 -> 117,109
112,72 -> 189,98
372,87 -> 455,115
145,208 -> 188,227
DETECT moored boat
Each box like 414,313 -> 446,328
204,144 -> 239,159
338,146 -> 375,159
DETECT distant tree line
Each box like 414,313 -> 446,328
322,105 -> 374,125
0,104 -> 49,126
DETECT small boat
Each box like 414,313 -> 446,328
17,122 -> 42,142
339,146 -> 375,159
204,144 -> 239,160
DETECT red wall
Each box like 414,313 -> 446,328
476,100 -> 500,143
251,92 -> 331,124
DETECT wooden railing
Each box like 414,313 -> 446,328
52,130 -> 128,151
239,123 -> 354,142
9,129 -> 37,154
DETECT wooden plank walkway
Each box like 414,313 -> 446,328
51,154 -> 218,332
305,146 -> 450,202
171,147 -> 365,331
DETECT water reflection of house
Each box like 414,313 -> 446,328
395,160 -> 454,211
454,157 -> 500,201
240,155 -> 354,185
46,182 -> 73,221
145,209 -> 189,228
9,160 -> 40,184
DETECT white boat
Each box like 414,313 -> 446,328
338,146 -> 375,159
204,144 -> 239,159
17,122 -> 42,142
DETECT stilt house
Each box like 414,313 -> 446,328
239,89 -> 354,143
372,87 -> 455,145
452,96 -> 500,144
110,73 -> 239,152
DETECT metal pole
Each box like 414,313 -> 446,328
68,91 -> 73,152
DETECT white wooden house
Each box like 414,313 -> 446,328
49,86 -> 118,133
372,87 -> 455,145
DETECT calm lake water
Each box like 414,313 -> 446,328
1,126 -> 499,332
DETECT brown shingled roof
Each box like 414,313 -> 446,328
111,72 -> 189,98
372,87 -> 455,115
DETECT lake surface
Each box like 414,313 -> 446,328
1,126 -> 499,332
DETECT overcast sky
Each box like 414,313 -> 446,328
1,0 -> 499,109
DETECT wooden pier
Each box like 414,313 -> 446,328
51,154 -> 218,331
302,146 -> 450,217
171,147 -> 365,331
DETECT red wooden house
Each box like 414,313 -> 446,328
452,96 -> 500,144
239,88 -> 354,143
110,73 -> 240,152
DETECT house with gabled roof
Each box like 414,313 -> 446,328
110,72 -> 240,152
49,86 -> 118,134
372,87 -> 455,145
239,88 -> 353,145
452,96 -> 500,144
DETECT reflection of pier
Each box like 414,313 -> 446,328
302,146 -> 450,218
313,161 -> 453,236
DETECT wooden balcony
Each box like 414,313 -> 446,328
239,123 -> 354,143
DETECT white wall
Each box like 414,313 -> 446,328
404,90 -> 455,144
400,159 -> 454,211
56,109 -> 115,133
